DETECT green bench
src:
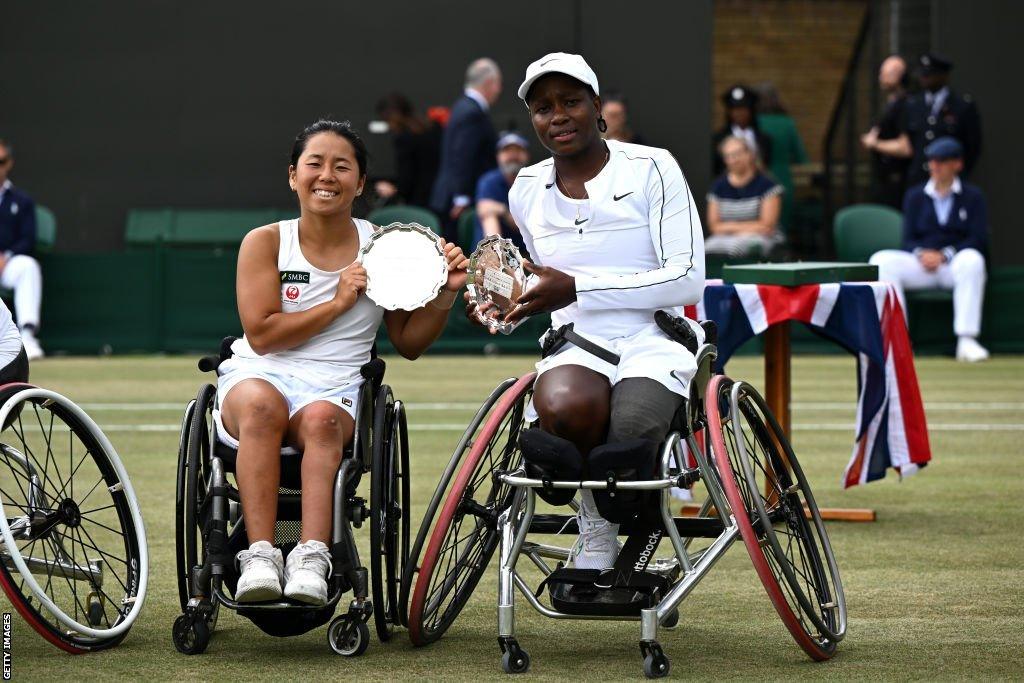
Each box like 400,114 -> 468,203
125,208 -> 296,247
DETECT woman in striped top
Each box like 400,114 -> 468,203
705,135 -> 784,260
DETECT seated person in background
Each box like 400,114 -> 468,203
704,136 -> 784,260
472,131 -> 529,253
0,140 -> 44,360
600,90 -> 646,145
870,136 -> 989,362
372,93 -> 442,208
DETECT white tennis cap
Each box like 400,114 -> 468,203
517,52 -> 600,102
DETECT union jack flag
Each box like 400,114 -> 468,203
685,281 -> 932,488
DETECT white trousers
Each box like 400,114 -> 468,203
870,248 -> 985,337
0,255 -> 42,329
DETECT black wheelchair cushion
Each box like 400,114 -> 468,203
588,439 -> 659,524
519,429 -> 583,506
544,567 -> 671,617
215,439 -> 305,490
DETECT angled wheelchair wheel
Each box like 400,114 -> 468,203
407,373 -> 534,646
370,385 -> 410,641
706,375 -> 846,661
0,385 -> 148,653
175,384 -> 219,629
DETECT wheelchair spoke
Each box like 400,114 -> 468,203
13,415 -> 64,506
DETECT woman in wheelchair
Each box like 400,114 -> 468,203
222,120 -> 467,605
467,53 -> 706,570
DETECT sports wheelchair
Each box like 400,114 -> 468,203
173,338 -> 410,656
0,383 -> 149,653
404,323 -> 847,678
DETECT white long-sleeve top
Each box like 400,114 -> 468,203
508,139 -> 705,339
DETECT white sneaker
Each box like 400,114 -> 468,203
956,337 -> 990,363
235,540 -> 284,602
569,513 -> 620,570
284,540 -> 332,606
20,330 -> 43,361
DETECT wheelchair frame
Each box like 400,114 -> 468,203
173,344 -> 409,656
405,339 -> 847,678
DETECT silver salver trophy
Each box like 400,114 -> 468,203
359,222 -> 449,310
466,235 -> 533,334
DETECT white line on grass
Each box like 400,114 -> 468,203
47,422 -> 1024,433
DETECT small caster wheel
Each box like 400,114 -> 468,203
642,651 -> 670,679
501,647 -> 530,674
172,614 -> 211,655
663,608 -> 680,629
329,616 -> 370,657
86,592 -> 104,627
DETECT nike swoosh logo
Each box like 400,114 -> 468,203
574,218 -> 588,226
613,192 -> 634,201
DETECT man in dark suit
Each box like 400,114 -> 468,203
901,53 -> 982,187
0,139 -> 44,360
870,137 -> 989,362
429,58 -> 502,242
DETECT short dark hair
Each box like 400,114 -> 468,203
290,119 -> 367,177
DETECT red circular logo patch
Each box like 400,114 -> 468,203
285,285 -> 300,300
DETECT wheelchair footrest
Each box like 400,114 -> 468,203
544,567 -> 672,617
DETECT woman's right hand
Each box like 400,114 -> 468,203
335,262 -> 368,312
463,290 -> 499,335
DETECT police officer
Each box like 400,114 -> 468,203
901,53 -> 982,187
711,85 -> 772,176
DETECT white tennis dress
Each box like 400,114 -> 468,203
214,218 -> 384,448
0,300 -> 22,368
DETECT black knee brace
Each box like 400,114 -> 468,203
588,439 -> 659,524
519,429 -> 583,505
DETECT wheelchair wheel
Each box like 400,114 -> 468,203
705,376 -> 846,661
174,384 -> 219,628
370,385 -> 410,641
407,373 -> 534,646
0,386 -> 148,653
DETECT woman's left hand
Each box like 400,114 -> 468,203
441,239 -> 469,292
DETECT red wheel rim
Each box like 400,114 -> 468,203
705,375 -> 833,661
408,372 -> 534,646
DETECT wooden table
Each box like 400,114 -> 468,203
720,262 -> 880,522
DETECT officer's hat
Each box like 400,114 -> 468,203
918,53 -> 953,75
722,84 -> 757,109
924,136 -> 963,161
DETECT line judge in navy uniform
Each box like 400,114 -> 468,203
0,139 -> 44,360
900,53 -> 982,187
429,58 -> 502,243
870,137 -> 990,362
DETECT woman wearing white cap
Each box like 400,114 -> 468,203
468,53 -> 705,569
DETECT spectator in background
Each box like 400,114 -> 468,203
472,132 -> 530,253
900,54 -> 982,187
0,140 -> 43,360
373,93 -> 442,208
861,56 -> 912,208
754,82 -> 807,233
870,137 -> 989,362
705,136 -> 784,260
712,85 -> 772,176
601,90 -> 646,145
429,58 -> 502,243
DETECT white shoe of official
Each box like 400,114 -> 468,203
235,540 -> 284,602
956,337 -> 990,363
20,330 -> 44,361
284,540 -> 332,606
570,513 -> 621,570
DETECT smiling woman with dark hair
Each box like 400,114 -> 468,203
465,53 -> 705,571
219,119 -> 468,606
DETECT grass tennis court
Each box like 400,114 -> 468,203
5,353 -> 1023,680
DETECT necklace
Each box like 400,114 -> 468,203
555,147 -> 610,224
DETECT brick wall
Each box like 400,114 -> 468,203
714,0 -> 867,162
